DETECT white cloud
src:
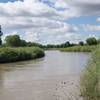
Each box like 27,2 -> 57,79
97,17 -> 100,22
21,22 -> 79,44
84,24 -> 100,31
23,32 -> 83,44
0,0 -> 100,44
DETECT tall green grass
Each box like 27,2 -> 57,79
80,45 -> 100,100
0,47 -> 45,63
60,45 -> 96,52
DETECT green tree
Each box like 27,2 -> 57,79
20,40 -> 27,47
60,41 -> 70,48
5,35 -> 21,47
65,41 -> 70,47
86,37 -> 97,45
0,38 -> 2,45
79,41 -> 84,46
0,25 -> 3,45
97,38 -> 100,44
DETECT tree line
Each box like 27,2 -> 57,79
0,25 -> 100,48
0,34 -> 100,48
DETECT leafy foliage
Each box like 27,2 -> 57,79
79,41 -> 84,46
60,45 -> 96,52
97,39 -> 100,44
0,37 -> 2,45
0,47 -> 45,63
86,37 -> 97,45
80,45 -> 100,100
5,35 -> 21,47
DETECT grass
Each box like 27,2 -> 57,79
60,45 -> 97,52
0,47 -> 45,63
60,45 -> 100,99
80,45 -> 100,100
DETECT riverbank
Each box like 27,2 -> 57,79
60,45 -> 96,52
0,74 -> 82,100
80,45 -> 100,100
0,51 -> 88,100
0,47 -> 45,63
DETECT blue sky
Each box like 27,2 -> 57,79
0,0 -> 17,3
66,16 -> 100,25
0,0 -> 100,44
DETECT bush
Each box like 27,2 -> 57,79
0,47 -> 45,63
0,37 -> 2,45
79,41 -> 84,46
80,45 -> 100,100
5,35 -> 21,47
60,45 -> 96,52
97,39 -> 100,44
86,37 -> 97,45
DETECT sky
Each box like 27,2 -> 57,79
0,0 -> 100,44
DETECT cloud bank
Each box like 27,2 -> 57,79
0,0 -> 100,44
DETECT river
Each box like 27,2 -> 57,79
0,50 -> 89,100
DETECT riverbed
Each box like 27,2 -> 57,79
0,50 -> 89,100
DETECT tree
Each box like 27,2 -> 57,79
0,25 -> 3,45
0,25 -> 3,37
65,41 -> 70,47
5,35 -> 21,47
79,41 -> 84,46
86,37 -> 97,45
20,40 -> 27,47
97,38 -> 100,44
60,41 -> 70,48
0,38 -> 2,45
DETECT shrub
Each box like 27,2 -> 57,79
79,41 -> 84,46
0,47 -> 45,63
60,45 -> 96,52
5,35 -> 21,47
80,45 -> 100,100
0,37 -> 2,45
97,39 -> 100,44
86,37 -> 97,45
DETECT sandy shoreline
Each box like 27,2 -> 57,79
0,75 -> 83,100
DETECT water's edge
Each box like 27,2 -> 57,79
0,50 -> 89,100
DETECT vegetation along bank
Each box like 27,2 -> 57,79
60,45 -> 97,52
80,45 -> 100,100
60,37 -> 100,52
0,47 -> 45,63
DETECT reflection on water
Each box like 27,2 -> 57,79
0,51 -> 89,100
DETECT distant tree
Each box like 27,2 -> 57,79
60,41 -> 70,48
97,38 -> 100,44
0,25 -> 3,45
27,42 -> 33,47
20,40 -> 27,47
86,37 -> 97,45
0,25 -> 3,37
79,41 -> 84,46
4,34 -> 46,48
26,42 -> 44,48
46,44 -> 54,48
0,38 -> 2,45
65,41 -> 70,47
70,43 -> 77,46
5,35 -> 21,47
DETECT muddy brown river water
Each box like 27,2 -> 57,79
0,50 -> 89,100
